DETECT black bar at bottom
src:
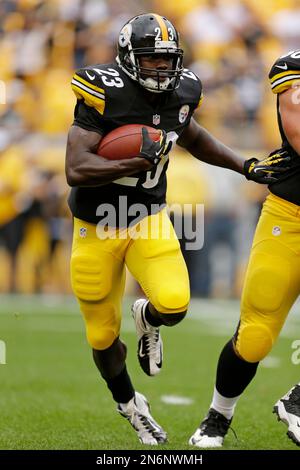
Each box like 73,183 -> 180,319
0,450 -> 298,467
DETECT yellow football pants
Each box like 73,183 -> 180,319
71,209 -> 190,350
236,193 -> 300,363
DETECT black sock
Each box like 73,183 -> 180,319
106,365 -> 135,403
216,340 -> 259,397
145,303 -> 163,327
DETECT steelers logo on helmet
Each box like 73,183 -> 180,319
116,13 -> 184,93
119,24 -> 132,48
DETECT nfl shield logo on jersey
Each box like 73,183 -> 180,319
152,114 -> 160,125
79,227 -> 87,238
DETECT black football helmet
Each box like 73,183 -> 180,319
116,13 -> 184,93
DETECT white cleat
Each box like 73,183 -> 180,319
273,384 -> 300,447
117,392 -> 167,445
131,299 -> 163,376
189,408 -> 232,448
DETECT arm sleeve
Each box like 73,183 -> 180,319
190,74 -> 204,113
73,101 -> 105,135
71,68 -> 107,134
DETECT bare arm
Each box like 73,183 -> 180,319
177,117 -> 244,174
279,86 -> 300,155
65,125 -> 152,187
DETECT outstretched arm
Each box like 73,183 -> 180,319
177,117 -> 244,174
178,117 -> 291,184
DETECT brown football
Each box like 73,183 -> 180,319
97,124 -> 161,160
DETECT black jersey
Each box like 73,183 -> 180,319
268,50 -> 300,206
68,62 -> 203,226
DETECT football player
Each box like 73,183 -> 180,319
189,49 -> 300,448
66,13 -> 290,445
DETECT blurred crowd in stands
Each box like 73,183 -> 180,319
0,0 -> 299,296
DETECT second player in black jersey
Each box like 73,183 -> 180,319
268,50 -> 300,205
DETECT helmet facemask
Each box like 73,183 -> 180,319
126,48 -> 183,93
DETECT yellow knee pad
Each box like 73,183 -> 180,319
154,284 -> 190,314
236,324 -> 273,362
243,252 -> 290,314
71,253 -> 112,302
86,325 -> 116,350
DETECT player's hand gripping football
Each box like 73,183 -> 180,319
139,127 -> 169,165
244,148 -> 291,184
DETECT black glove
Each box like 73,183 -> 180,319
139,127 -> 168,164
244,149 -> 291,184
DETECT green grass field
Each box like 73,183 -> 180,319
0,295 -> 299,450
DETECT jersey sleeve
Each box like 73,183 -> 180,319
269,51 -> 300,94
178,69 -> 204,121
71,67 -> 106,114
190,73 -> 203,115
73,101 -> 105,135
196,88 -> 204,110
71,67 -> 106,134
